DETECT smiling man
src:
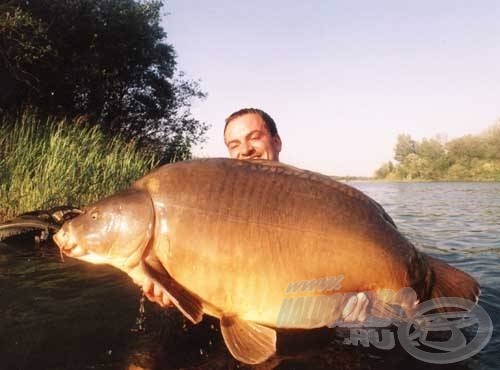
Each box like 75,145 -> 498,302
224,108 -> 282,161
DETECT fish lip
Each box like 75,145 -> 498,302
65,245 -> 86,258
53,229 -> 80,255
53,230 -> 66,249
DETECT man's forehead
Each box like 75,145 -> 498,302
225,113 -> 269,137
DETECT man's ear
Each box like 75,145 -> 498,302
273,135 -> 282,153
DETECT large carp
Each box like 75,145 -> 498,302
53,158 -> 479,364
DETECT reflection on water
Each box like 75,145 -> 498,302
1,182 -> 498,369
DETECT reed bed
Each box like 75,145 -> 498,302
0,113 -> 158,221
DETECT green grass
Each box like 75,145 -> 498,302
0,113 -> 159,221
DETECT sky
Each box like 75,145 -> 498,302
163,1 -> 500,176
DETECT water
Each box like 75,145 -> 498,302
0,182 -> 498,369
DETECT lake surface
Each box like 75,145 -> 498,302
1,182 -> 498,369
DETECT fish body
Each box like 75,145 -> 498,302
137,159 -> 424,323
53,158 -> 479,364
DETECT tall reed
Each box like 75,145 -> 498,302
0,113 -> 159,221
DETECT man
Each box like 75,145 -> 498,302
224,108 -> 282,161
145,107 -> 369,323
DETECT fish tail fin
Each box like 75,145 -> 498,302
426,255 -> 480,310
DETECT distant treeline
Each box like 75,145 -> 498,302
375,121 -> 500,181
331,176 -> 372,182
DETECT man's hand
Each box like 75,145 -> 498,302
341,293 -> 370,323
142,277 -> 371,323
142,277 -> 174,307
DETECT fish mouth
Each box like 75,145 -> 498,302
53,229 -> 86,258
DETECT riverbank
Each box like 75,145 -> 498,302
346,178 -> 500,183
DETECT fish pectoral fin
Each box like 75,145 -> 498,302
220,315 -> 277,365
142,260 -> 203,324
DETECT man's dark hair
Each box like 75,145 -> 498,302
224,108 -> 279,137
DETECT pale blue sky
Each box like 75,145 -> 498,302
164,1 -> 500,176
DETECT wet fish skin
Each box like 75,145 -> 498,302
53,158 -> 480,364
135,159 -> 429,325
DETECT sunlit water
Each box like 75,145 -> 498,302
0,182 -> 498,369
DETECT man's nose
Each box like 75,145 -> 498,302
239,142 -> 255,158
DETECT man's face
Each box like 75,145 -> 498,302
224,113 -> 282,161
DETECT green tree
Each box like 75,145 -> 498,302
482,121 -> 500,160
374,161 -> 394,179
416,138 -> 445,161
0,0 -> 207,161
446,162 -> 471,180
394,134 -> 416,162
402,153 -> 429,180
0,5 -> 55,107
416,138 -> 449,179
377,119 -> 500,181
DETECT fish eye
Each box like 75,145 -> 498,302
91,211 -> 99,220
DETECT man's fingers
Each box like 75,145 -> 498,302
344,293 -> 369,323
154,283 -> 162,297
357,295 -> 369,322
162,294 -> 172,307
144,291 -> 156,303
142,278 -> 174,307
142,278 -> 153,294
142,278 -> 156,303
342,295 -> 358,319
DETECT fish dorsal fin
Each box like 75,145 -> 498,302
220,315 -> 277,364
142,259 -> 203,324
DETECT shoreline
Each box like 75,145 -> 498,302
334,178 -> 500,183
